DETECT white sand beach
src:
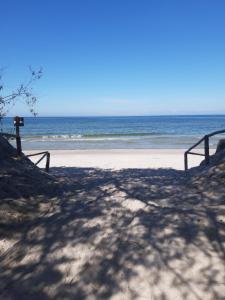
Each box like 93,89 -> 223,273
25,149 -> 215,170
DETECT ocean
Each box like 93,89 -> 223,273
1,115 -> 225,150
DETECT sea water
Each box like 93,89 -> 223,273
1,115 -> 225,150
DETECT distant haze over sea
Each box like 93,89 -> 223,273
2,115 -> 225,150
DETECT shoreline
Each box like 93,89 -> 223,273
24,149 -> 216,170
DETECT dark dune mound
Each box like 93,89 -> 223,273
0,135 -> 56,199
0,136 -> 59,253
189,148 -> 225,186
186,148 -> 225,208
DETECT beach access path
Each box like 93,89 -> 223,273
0,162 -> 224,299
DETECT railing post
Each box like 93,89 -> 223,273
204,135 -> 210,165
46,152 -> 50,172
184,152 -> 188,171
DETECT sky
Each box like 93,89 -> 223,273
1,0 -> 225,116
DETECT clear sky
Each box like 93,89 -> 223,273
1,0 -> 225,116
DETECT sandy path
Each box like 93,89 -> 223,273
0,166 -> 224,300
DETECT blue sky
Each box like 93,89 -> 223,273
1,0 -> 225,116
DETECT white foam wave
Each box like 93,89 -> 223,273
22,134 -> 144,142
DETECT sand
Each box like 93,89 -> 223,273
24,149 -> 215,170
1,165 -> 224,300
1,145 -> 224,299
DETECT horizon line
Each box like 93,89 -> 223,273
6,113 -> 225,118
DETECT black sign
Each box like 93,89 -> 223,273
14,116 -> 24,127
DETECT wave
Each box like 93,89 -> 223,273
21,132 -> 164,142
20,134 -> 213,145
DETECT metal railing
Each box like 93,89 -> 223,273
1,133 -> 50,172
27,151 -> 50,172
184,129 -> 225,171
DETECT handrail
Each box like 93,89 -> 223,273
184,129 -> 225,170
185,136 -> 205,154
27,151 -> 50,172
1,133 -> 50,172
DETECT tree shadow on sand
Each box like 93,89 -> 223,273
0,167 -> 224,300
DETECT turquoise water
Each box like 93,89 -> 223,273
2,116 -> 225,150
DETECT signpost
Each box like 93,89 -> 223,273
13,116 -> 24,156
